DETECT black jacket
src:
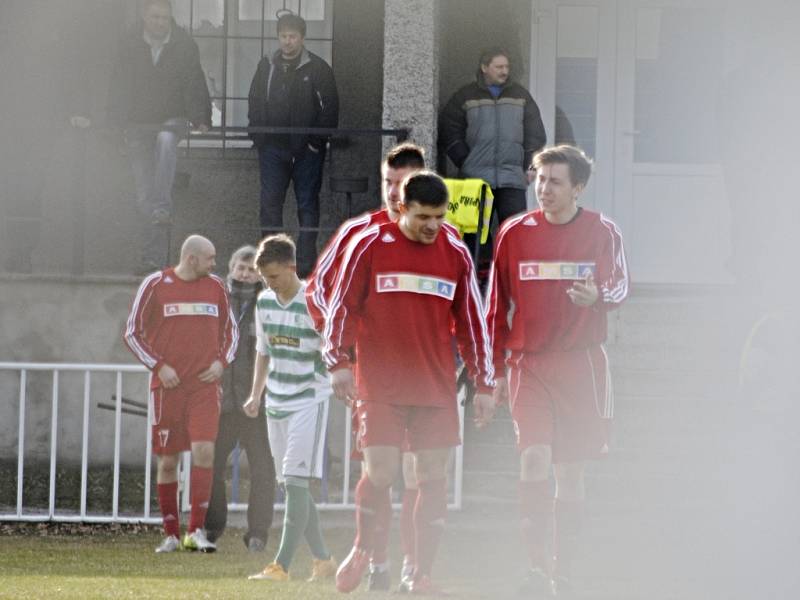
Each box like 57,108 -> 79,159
221,281 -> 262,415
248,48 -> 339,154
107,21 -> 211,128
439,74 -> 546,190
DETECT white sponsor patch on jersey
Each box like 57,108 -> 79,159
163,302 -> 219,317
376,273 -> 456,300
518,261 -> 596,281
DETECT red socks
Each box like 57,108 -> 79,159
413,478 -> 447,579
188,466 -> 213,533
371,487 -> 394,564
157,481 -> 180,538
519,479 -> 553,569
354,476 -> 391,552
554,498 -> 584,579
400,488 -> 418,564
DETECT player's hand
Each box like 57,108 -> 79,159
567,273 -> 599,307
473,393 -> 495,429
493,376 -> 509,407
158,364 -> 180,389
198,360 -> 223,383
242,395 -> 260,418
331,368 -> 357,405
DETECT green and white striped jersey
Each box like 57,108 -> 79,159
254,282 -> 332,415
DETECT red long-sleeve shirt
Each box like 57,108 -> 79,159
485,208 -> 629,371
323,221 -> 495,407
306,208 -> 391,333
124,268 -> 239,389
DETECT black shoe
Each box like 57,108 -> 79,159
367,565 -> 391,591
205,529 -> 220,544
247,537 -> 266,552
518,566 -> 554,597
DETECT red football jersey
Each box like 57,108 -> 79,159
124,268 -> 239,388
485,208 -> 629,370
323,221 -> 494,407
306,208 -> 391,333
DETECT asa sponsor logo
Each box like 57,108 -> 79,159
376,273 -> 456,300
518,261 -> 595,281
163,303 -> 219,317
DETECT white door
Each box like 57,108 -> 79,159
531,0 -> 733,284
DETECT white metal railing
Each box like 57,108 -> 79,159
0,362 -> 465,524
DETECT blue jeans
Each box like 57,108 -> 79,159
258,144 -> 326,277
126,118 -> 185,267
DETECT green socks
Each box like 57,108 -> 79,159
275,477 -> 330,570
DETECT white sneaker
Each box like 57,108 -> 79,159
155,535 -> 181,553
400,555 -> 414,583
182,528 -> 217,553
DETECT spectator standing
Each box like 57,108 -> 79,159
107,0 -> 210,274
439,47 -> 546,226
248,12 -> 339,278
205,245 -> 275,552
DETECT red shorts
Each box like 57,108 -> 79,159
349,407 -> 411,460
151,383 -> 221,455
508,346 -> 612,463
355,402 -> 460,452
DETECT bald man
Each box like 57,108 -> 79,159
125,235 -> 239,553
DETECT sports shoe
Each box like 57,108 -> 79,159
155,535 -> 181,553
182,528 -> 217,553
247,537 -> 266,553
518,566 -> 554,597
400,556 -> 415,584
406,575 -> 449,596
335,546 -> 370,592
367,563 -> 391,591
248,562 -> 289,581
307,556 -> 337,582
550,574 -> 572,597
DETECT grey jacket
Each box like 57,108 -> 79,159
439,75 -> 546,189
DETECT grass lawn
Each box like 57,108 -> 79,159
0,516 -> 519,600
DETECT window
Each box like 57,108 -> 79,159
171,0 -> 333,148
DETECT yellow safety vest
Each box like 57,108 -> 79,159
443,179 -> 494,244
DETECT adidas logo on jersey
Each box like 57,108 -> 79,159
381,232 -> 396,243
523,216 -> 538,226
164,275 -> 174,283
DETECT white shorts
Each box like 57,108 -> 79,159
267,401 -> 329,483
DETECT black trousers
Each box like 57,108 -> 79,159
463,186 -> 529,288
206,410 -> 275,544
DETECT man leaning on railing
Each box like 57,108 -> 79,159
106,0 -> 211,275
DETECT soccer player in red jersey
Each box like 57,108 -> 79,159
485,145 -> 629,596
125,235 -> 238,554
323,171 -> 496,594
307,143 -> 430,589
